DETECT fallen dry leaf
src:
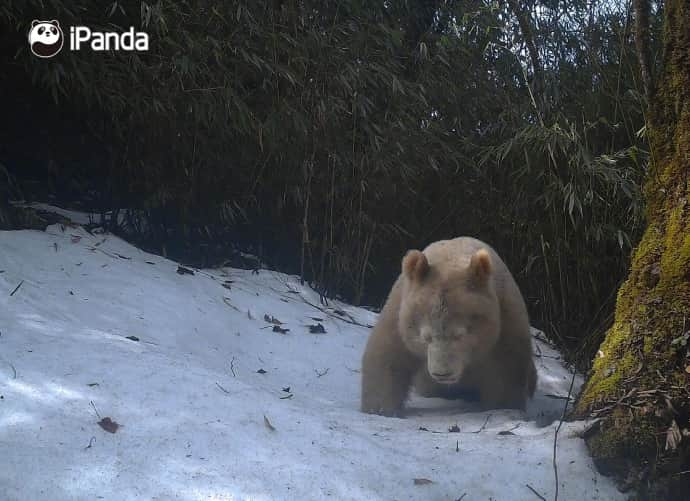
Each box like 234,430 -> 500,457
98,417 -> 120,434
272,325 -> 289,334
413,478 -> 433,485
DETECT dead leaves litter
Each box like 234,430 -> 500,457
98,417 -> 120,433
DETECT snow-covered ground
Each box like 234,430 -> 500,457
0,209 -> 622,500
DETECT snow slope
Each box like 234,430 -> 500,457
0,214 -> 621,500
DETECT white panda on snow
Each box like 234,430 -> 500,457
28,20 -> 64,58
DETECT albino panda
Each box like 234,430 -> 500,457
28,20 -> 64,58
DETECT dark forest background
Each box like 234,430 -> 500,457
0,0 -> 659,368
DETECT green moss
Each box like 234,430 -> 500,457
575,1 -> 690,494
660,203 -> 690,286
576,322 -> 637,411
587,409 -> 657,464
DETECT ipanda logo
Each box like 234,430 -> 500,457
29,19 -> 149,58
28,20 -> 64,58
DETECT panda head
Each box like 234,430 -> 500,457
28,20 -> 64,58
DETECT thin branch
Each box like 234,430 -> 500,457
230,356 -> 237,377
215,382 -> 230,394
472,414 -> 492,433
84,436 -> 96,450
9,280 -> 24,296
553,368 -> 577,501
526,483 -> 547,501
90,400 -> 101,420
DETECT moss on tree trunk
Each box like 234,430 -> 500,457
574,0 -> 690,496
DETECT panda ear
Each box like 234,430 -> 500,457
50,20 -> 60,27
402,250 -> 429,282
468,249 -> 492,284
32,20 -> 40,27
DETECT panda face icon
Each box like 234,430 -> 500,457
28,20 -> 64,58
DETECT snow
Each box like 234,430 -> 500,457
0,213 -> 622,501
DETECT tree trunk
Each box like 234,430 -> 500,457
574,0 -> 690,496
633,0 -> 654,99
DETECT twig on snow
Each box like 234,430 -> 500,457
215,382 -> 230,394
90,400 -> 102,419
222,297 -> 242,312
526,483 -> 547,501
230,356 -> 237,377
471,414 -> 492,433
9,280 -> 24,296
553,368 -> 577,501
297,295 -> 372,328
84,436 -> 96,450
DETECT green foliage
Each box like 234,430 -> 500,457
0,0 -> 651,362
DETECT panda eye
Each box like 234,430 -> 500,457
38,27 -> 45,34
51,27 -> 57,34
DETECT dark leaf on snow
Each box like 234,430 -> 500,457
257,368 -> 267,374
413,478 -> 433,485
308,323 -> 326,334
272,325 -> 289,334
98,417 -> 120,433
125,335 -> 140,342
448,424 -> 460,433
